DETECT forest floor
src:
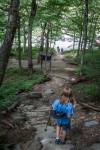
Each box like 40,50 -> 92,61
0,53 -> 100,150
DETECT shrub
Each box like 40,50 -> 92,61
10,46 -> 39,60
0,132 -> 9,150
0,68 -> 45,110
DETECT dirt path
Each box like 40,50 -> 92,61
5,53 -> 100,150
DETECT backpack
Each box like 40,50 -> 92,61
50,110 -> 66,119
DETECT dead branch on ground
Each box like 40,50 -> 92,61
79,102 -> 100,112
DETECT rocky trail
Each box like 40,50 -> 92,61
3,53 -> 100,150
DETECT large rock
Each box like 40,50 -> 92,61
45,89 -> 54,94
85,121 -> 99,127
26,92 -> 42,98
13,140 -> 42,150
82,143 -> 100,150
41,138 -> 76,150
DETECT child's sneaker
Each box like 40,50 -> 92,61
55,138 -> 61,144
60,138 -> 67,145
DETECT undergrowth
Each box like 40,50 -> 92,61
63,50 -> 77,58
66,50 -> 100,101
0,68 -> 45,110
10,46 -> 56,60
0,132 -> 9,150
10,46 -> 39,59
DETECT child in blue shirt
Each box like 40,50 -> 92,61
52,87 -> 76,145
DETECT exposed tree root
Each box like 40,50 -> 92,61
46,73 -> 68,80
7,100 -> 20,112
1,120 -> 15,129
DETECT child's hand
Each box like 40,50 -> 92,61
73,100 -> 77,108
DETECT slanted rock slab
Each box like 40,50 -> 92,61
41,138 -> 76,150
13,140 -> 42,150
82,143 -> 100,150
85,120 -> 99,127
34,125 -> 55,140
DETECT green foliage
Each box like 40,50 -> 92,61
49,48 -> 56,54
75,50 -> 100,77
11,46 -> 56,60
43,47 -> 56,54
0,132 -> 9,150
73,50 -> 100,100
64,50 -> 77,58
73,83 -> 100,100
84,84 -> 100,98
0,68 -> 45,110
11,46 -> 39,60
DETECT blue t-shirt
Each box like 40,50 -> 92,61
52,99 -> 74,124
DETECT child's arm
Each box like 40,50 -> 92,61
73,100 -> 77,108
67,114 -> 72,118
66,103 -> 74,118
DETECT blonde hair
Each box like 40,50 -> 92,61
60,87 -> 75,105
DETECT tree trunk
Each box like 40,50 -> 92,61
23,26 -> 26,53
73,32 -> 75,55
37,22 -> 47,64
89,15 -> 99,50
28,0 -> 37,74
45,27 -> 50,70
81,0 -> 88,65
77,28 -> 83,57
28,28 -> 33,74
18,14 -> 22,71
0,0 -> 20,87
80,0 -> 88,77
40,22 -> 47,52
88,14 -> 94,49
14,35 -> 17,54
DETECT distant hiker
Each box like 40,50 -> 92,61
61,48 -> 63,53
52,87 -> 76,145
57,46 -> 60,53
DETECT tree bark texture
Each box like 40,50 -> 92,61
88,14 -> 94,49
18,13 -> 22,71
37,22 -> 47,64
23,26 -> 26,53
40,22 -> 47,52
28,0 -> 37,74
77,29 -> 82,57
45,27 -> 50,70
89,15 -> 99,50
81,0 -> 88,65
0,0 -> 20,86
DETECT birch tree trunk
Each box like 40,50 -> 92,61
0,0 -> 20,87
